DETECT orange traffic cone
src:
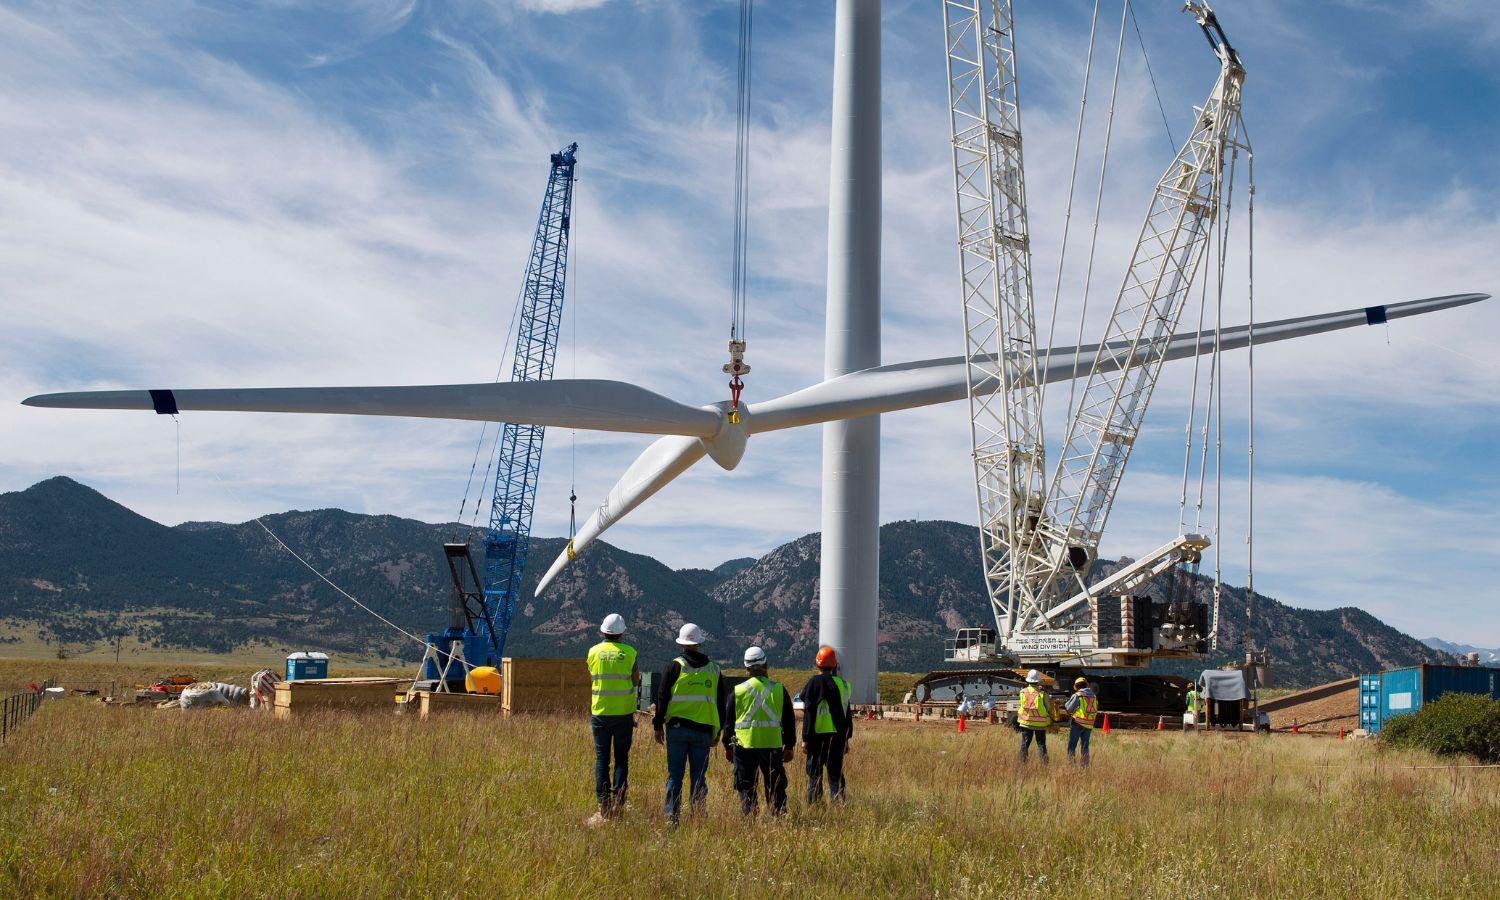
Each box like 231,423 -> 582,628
1102,714 -> 1111,734
1156,715 -> 1164,731
957,714 -> 967,733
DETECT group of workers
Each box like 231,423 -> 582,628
584,615 -> 853,825
1014,669 -> 1099,766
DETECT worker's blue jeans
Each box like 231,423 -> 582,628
591,714 -> 634,814
1018,726 -> 1048,763
663,725 -> 714,822
1067,721 -> 1092,765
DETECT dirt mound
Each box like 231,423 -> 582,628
1264,678 -> 1358,733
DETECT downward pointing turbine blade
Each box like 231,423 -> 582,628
22,379 -> 722,438
534,434 -> 709,596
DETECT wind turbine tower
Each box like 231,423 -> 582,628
821,0 -> 883,704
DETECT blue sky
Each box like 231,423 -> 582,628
2,0 -> 1497,646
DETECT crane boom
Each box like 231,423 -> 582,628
943,0 -> 1048,643
1025,5 -> 1244,634
943,1 -> 1249,666
421,143 -> 577,686
482,142 -> 578,658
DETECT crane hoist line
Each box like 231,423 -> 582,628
946,0 -> 1249,669
419,142 -> 579,692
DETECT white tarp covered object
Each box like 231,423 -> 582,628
1199,669 -> 1250,702
178,682 -> 250,710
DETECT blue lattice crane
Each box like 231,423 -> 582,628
421,142 -> 578,689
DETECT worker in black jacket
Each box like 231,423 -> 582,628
652,623 -> 731,824
800,645 -> 853,803
722,645 -> 797,816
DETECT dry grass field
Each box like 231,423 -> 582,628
1,660 -> 1496,898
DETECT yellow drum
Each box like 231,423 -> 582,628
465,665 -> 501,696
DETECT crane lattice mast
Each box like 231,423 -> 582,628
481,142 -> 579,659
943,0 -> 1049,643
951,1 -> 1247,665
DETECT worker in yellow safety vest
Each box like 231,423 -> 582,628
1016,669 -> 1054,764
800,645 -> 852,804
1184,684 -> 1203,731
584,613 -> 640,826
723,646 -> 796,816
652,622 -> 729,825
1064,676 -> 1098,766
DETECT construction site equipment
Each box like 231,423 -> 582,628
1358,665 -> 1500,734
273,677 -> 407,719
140,674 -> 196,697
943,0 -> 1245,669
465,666 -> 501,696
285,651 -> 329,681
423,142 -> 579,690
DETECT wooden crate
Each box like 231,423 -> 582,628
502,658 -> 589,715
410,689 -> 503,720
272,677 -> 406,719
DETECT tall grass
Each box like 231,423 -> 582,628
1,687 -> 1495,898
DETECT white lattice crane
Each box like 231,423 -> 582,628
947,0 -> 1248,667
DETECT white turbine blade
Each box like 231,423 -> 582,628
534,434 -> 708,596
748,293 -> 1488,432
22,379 -> 722,438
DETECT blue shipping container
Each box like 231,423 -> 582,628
1359,664 -> 1499,734
285,651 -> 329,681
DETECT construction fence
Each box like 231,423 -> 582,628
1,680 -> 55,743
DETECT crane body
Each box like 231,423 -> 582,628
421,142 -> 578,688
948,1 -> 1244,668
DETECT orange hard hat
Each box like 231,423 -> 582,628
815,646 -> 838,668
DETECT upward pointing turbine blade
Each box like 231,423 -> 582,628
533,434 -> 709,596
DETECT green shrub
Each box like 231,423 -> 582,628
1380,691 -> 1500,762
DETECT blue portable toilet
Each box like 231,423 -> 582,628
285,651 -> 329,681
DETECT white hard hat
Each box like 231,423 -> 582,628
600,613 -> 626,636
675,623 -> 706,646
744,646 -> 767,667
1025,669 -> 1042,684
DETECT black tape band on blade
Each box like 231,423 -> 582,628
149,389 -> 179,415
1365,305 -> 1388,325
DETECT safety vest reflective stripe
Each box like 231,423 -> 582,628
586,641 -> 637,716
1018,686 -> 1052,728
734,677 -> 784,749
814,675 -> 851,734
1071,692 -> 1098,729
665,658 -> 721,730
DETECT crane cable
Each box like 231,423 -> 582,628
1039,0 -> 1102,405
1245,149 -> 1257,656
1128,2 -> 1176,155
1062,0 -> 1130,428
453,254 -> 529,545
724,0 -> 754,424
567,174 -> 581,559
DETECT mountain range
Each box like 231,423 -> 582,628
0,476 -> 1461,686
